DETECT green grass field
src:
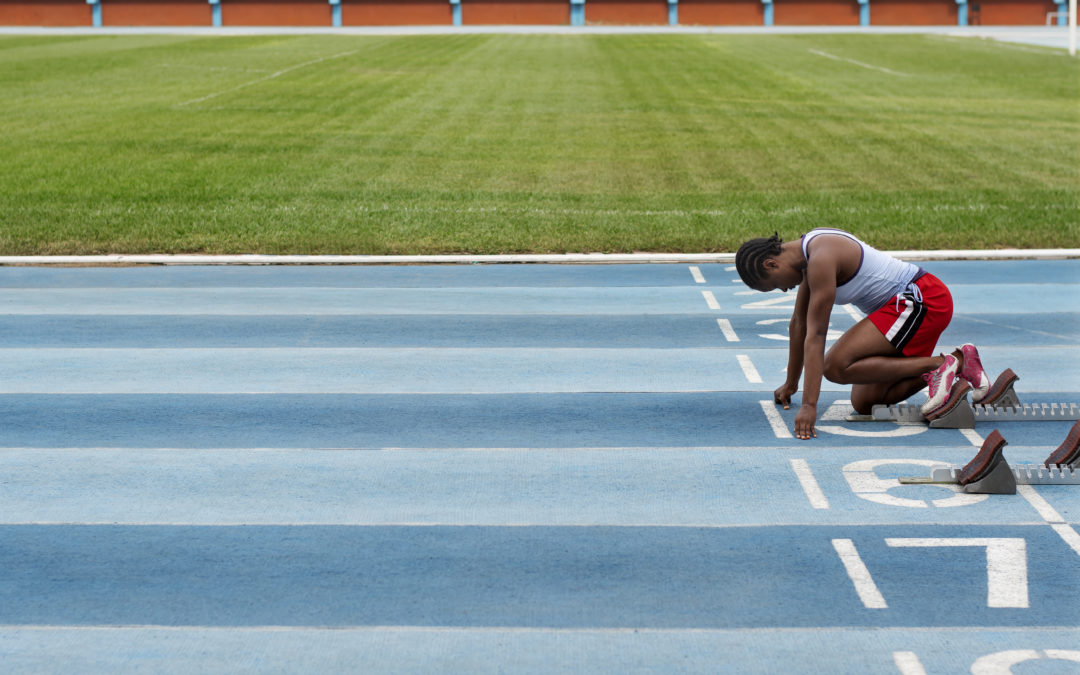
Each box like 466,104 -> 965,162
1,33 -> 1077,255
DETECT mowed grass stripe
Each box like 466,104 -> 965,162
0,34 -> 1076,255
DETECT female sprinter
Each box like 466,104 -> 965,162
735,228 -> 990,440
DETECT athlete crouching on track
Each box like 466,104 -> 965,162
735,228 -> 990,440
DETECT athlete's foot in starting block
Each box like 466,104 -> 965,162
1044,420 -> 1080,469
924,379 -> 972,422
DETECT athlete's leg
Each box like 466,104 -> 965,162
823,318 -> 958,415
850,377 -> 930,415
823,319 -> 945,386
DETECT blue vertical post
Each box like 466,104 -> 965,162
330,0 -> 341,26
1055,0 -> 1067,24
209,0 -> 222,27
858,0 -> 869,25
450,0 -> 461,26
668,0 -> 678,25
762,0 -> 773,25
956,0 -> 967,25
570,0 -> 585,26
87,0 -> 102,27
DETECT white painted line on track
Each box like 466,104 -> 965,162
9,520 -> 1048,528
1050,524 -> 1080,557
960,428 -> 984,447
689,266 -> 706,283
1017,485 -> 1066,524
716,318 -> 740,342
759,400 -> 793,439
963,315 -> 1080,342
1,249 -> 1076,266
893,651 -> 928,675
841,304 -> 863,323
737,354 -> 762,383
790,459 -> 830,509
3,624 -> 1078,634
701,290 -> 721,309
831,539 -> 887,609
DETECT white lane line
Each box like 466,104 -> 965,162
963,315 -> 1080,342
840,304 -> 863,323
701,290 -> 721,309
1051,524 -> 1080,557
807,48 -> 911,76
831,539 -> 887,609
177,49 -> 359,106
790,459 -> 830,509
737,354 -> 762,383
716,318 -> 740,342
1018,485 -> 1066,523
960,428 -> 984,447
759,400 -> 793,439
689,266 -> 706,284
893,651 -> 928,675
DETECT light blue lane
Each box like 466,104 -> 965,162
0,264 -> 732,289
0,287 -> 727,316
0,260 -> 1074,288
0,346 -> 1073,393
0,447 -> 1074,527
1,393 -> 1073,450
0,524 -> 1076,628
0,347 -> 762,394
2,626 -> 1077,674
0,312 -> 1075,348
1,283 -> 1076,316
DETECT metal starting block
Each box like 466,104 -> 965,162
899,421 -> 1080,494
846,369 -> 1080,429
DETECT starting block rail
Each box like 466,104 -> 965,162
903,464 -> 1080,486
852,401 -> 1080,428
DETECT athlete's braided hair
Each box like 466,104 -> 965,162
735,233 -> 783,288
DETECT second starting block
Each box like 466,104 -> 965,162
899,421 -> 1080,494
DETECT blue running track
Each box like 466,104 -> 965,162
0,260 -> 1078,672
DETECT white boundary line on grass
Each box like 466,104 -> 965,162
0,250 -> 1077,265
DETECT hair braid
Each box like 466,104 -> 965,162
735,233 -> 783,288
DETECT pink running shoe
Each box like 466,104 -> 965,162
957,343 -> 990,403
920,354 -> 961,416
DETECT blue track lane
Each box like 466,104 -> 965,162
1,524 -> 1078,628
0,261 -> 1077,673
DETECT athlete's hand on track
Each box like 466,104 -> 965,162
795,403 -> 817,440
773,383 -> 798,410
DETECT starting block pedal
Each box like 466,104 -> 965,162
1044,420 -> 1080,468
899,424 -> 1080,494
846,369 -> 1080,429
980,367 -> 1021,408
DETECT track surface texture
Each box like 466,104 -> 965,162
0,260 -> 1078,673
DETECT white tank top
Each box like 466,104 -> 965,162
801,228 -> 921,315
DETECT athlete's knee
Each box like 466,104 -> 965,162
849,392 -> 875,415
823,353 -> 854,384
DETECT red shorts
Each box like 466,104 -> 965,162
868,272 -> 953,357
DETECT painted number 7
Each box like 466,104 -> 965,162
832,538 -> 1029,609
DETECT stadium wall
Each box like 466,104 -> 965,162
0,0 -> 1060,26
